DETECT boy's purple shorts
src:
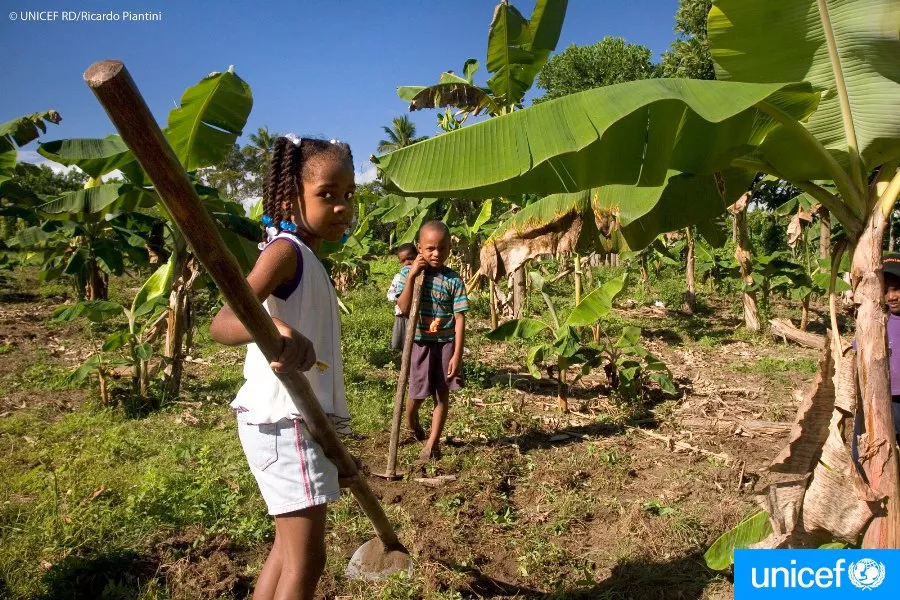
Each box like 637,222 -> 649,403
408,340 -> 464,400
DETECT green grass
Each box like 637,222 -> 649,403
731,356 -> 818,376
0,259 -> 797,598
0,401 -> 270,598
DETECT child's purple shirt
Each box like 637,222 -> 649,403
890,313 -> 900,396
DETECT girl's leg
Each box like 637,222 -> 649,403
270,504 -> 329,600
253,530 -> 283,600
420,389 -> 449,460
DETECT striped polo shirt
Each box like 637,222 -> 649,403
395,265 -> 469,342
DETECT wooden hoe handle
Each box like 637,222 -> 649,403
83,60 -> 400,549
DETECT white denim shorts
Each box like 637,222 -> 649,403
236,416 -> 341,515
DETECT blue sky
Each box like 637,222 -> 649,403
2,0 -> 680,181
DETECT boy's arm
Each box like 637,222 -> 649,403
447,312 -> 465,378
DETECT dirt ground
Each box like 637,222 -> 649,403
0,289 -> 820,599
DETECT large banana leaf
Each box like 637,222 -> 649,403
0,110 -> 61,185
166,67 -> 253,172
704,511 -> 773,570
0,111 -> 61,146
35,183 -> 153,215
486,0 -> 568,107
708,0 -> 900,182
37,136 -> 135,178
373,79 -> 819,198
0,142 -> 15,186
486,318 -> 551,341
594,167 -> 755,249
565,274 -> 626,327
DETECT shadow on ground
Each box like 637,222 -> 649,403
551,552 -> 719,599
447,551 -> 718,599
35,533 -> 256,600
37,550 -> 159,600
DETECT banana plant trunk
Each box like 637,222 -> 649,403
97,368 -> 109,405
86,260 -> 108,301
574,253 -> 582,306
800,297 -> 810,331
489,281 -> 499,330
557,357 -> 568,413
853,202 -> 900,548
731,193 -> 760,331
639,254 -> 648,287
512,266 -> 526,318
162,237 -> 200,401
683,227 -> 696,314
820,207 -> 831,260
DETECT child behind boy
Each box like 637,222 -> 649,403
395,221 -> 468,461
387,243 -> 417,351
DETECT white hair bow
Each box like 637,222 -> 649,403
283,132 -> 302,146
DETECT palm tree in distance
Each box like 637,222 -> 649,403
377,115 -> 427,154
248,126 -> 279,167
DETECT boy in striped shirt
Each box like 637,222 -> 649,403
395,220 -> 468,461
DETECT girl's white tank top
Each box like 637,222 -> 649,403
231,233 -> 350,433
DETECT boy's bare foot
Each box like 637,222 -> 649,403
418,443 -> 441,462
411,424 -> 427,442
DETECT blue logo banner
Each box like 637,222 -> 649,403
735,549 -> 900,598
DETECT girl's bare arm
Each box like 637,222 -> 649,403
210,240 -> 298,346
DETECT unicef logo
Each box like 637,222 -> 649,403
848,558 -> 886,590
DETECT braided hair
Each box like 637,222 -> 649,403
261,136 -> 354,242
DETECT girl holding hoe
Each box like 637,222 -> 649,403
210,134 -> 355,599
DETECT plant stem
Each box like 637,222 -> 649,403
573,253 -> 582,306
877,167 -> 900,220
815,0 -> 866,194
557,357 -> 568,413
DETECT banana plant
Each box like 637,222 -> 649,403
34,67 -> 257,401
441,198 -> 495,281
374,0 -> 900,546
486,273 -> 671,410
397,0 -> 568,118
53,257 -> 173,406
9,176 -> 156,299
0,111 -> 61,187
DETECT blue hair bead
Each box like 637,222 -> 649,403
280,220 -> 297,233
261,214 -> 273,226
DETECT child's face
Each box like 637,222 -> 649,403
398,251 -> 416,267
417,228 -> 451,268
885,274 -> 900,315
290,156 -> 355,242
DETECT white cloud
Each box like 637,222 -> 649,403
17,150 -> 80,175
356,162 -> 378,184
241,196 -> 261,216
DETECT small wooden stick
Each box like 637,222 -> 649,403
381,272 -> 424,479
626,426 -> 732,465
